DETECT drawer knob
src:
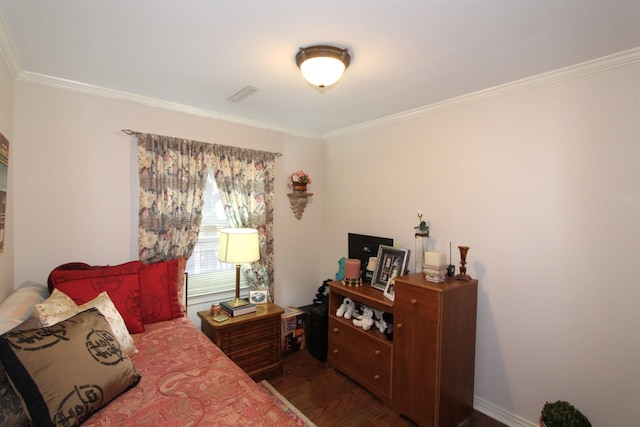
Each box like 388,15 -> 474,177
333,327 -> 339,333
411,298 -> 418,304
373,374 -> 380,381
374,350 -> 381,356
333,349 -> 339,354
397,323 -> 403,329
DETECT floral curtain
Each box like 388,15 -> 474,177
209,145 -> 276,301
137,133 -> 209,263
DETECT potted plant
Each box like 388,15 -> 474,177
288,170 -> 311,193
540,400 -> 591,427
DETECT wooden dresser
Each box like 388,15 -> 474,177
328,282 -> 394,405
198,303 -> 284,381
328,274 -> 478,427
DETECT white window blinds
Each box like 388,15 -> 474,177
185,170 -> 248,301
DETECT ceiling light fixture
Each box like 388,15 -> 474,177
296,45 -> 351,88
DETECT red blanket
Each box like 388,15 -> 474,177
84,317 -> 297,426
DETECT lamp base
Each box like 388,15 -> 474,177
226,297 -> 249,307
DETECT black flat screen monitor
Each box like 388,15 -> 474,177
348,233 -> 394,282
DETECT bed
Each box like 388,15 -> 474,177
0,261 -> 299,427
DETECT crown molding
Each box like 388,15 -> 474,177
0,12 -> 21,78
16,71 -> 321,140
1,9 -> 637,143
0,11 -> 320,140
322,46 -> 640,140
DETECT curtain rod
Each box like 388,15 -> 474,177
121,129 -> 282,157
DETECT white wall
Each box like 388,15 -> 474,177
322,62 -> 640,425
12,82 -> 325,314
9,55 -> 640,426
0,52 -> 13,300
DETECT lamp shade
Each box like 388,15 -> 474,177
217,228 -> 260,263
366,257 -> 377,272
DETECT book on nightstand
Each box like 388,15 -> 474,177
220,301 -> 257,317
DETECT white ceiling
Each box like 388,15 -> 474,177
1,1 -> 639,137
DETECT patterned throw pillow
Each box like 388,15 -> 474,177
37,290 -> 137,356
0,308 -> 141,427
34,288 -> 76,319
0,321 -> 36,427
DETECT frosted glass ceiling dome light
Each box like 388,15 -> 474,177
296,45 -> 351,88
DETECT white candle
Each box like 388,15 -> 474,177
424,251 -> 447,267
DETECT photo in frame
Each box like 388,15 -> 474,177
249,290 -> 268,304
371,245 -> 410,291
383,278 -> 396,301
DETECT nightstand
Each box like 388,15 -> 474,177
198,303 -> 284,381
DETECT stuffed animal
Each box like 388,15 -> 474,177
373,309 -> 387,333
313,279 -> 330,307
352,307 -> 374,331
336,297 -> 355,319
382,312 -> 394,340
335,257 -> 346,280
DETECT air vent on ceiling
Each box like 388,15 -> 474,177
227,86 -> 259,102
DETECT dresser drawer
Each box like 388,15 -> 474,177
328,318 -> 392,399
394,283 -> 439,324
329,343 -> 391,398
329,318 -> 391,370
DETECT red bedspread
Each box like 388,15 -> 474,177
84,317 -> 297,426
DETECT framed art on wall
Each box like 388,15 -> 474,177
371,245 -> 409,291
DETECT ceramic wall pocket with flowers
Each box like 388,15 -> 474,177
287,170 -> 313,219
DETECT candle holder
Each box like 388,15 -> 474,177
341,278 -> 362,287
455,245 -> 471,281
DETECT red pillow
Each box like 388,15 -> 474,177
46,262 -> 92,292
49,261 -> 145,333
139,259 -> 184,324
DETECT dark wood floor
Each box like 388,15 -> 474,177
268,349 -> 507,427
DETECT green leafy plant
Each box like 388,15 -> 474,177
541,400 -> 591,427
415,210 -> 428,233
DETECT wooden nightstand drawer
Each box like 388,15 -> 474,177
218,317 -> 280,351
198,303 -> 284,381
227,339 -> 280,370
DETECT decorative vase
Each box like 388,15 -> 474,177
414,232 -> 429,274
455,245 -> 471,280
292,183 -> 307,193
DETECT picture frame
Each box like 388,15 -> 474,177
249,290 -> 268,304
383,278 -> 396,301
371,245 -> 410,291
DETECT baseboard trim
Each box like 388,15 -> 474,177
474,395 -> 538,427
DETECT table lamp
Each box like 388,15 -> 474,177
217,228 -> 260,307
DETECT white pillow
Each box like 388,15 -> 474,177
0,282 -> 49,334
37,289 -> 137,356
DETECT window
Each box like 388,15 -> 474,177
185,170 -> 248,303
